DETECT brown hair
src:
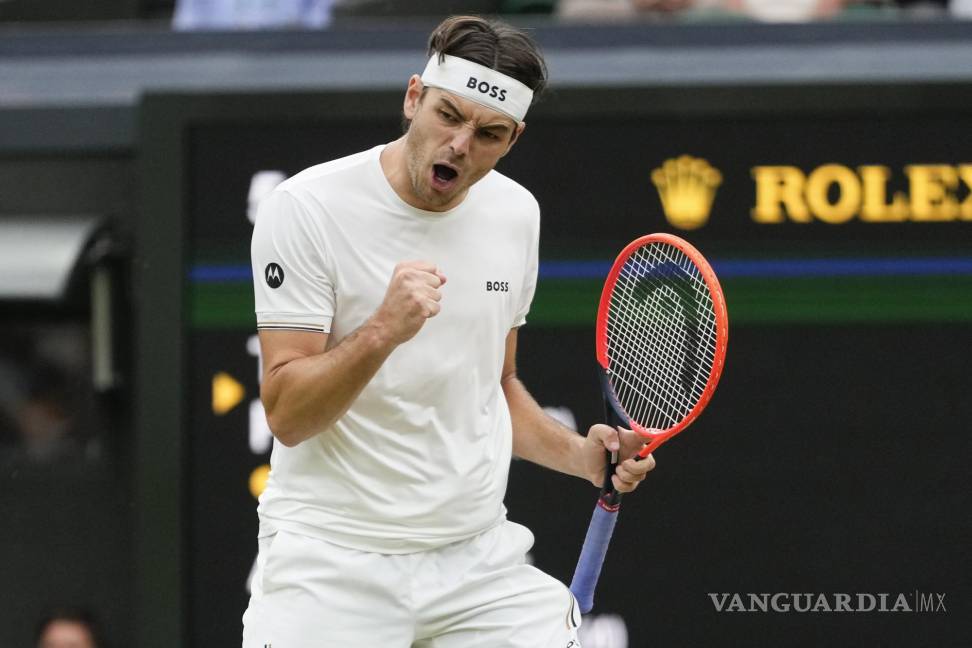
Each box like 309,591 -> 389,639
427,15 -> 548,100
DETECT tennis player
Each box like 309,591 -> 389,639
244,15 -> 655,648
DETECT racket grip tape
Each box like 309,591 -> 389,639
569,502 -> 620,614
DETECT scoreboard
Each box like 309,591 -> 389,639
137,84 -> 971,647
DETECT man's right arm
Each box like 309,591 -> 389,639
259,260 -> 446,447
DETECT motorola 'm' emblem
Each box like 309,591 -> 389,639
265,263 -> 285,289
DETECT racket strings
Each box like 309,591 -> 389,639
611,248 -> 716,423
610,286 -> 689,427
605,243 -> 718,430
609,277 -> 711,427
615,254 -> 716,402
611,288 -> 695,428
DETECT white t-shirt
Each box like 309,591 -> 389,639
251,145 -> 540,553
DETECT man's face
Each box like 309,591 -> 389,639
38,620 -> 96,648
401,80 -> 524,211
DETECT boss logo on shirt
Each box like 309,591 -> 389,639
466,77 -> 508,102
486,280 -> 509,292
265,262 -> 285,289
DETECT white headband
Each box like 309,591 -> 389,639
420,53 -> 534,123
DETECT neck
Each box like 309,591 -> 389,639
379,137 -> 409,201
379,136 -> 466,212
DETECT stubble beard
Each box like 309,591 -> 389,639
405,130 -> 467,210
404,134 -> 441,209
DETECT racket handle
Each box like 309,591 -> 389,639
569,501 -> 620,614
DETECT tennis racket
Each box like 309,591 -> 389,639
568,233 -> 729,614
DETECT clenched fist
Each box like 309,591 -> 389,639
371,260 -> 447,344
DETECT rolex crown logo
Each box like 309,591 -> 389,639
651,155 -> 722,230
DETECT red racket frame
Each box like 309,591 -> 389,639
594,232 -> 729,457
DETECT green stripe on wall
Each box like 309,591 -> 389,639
725,277 -> 972,324
189,276 -> 972,330
190,283 -> 256,329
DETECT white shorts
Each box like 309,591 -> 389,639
241,520 -> 582,648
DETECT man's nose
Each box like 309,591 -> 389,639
449,127 -> 473,156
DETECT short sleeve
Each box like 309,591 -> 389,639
511,199 -> 540,328
251,189 -> 335,333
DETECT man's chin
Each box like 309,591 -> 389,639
416,184 -> 461,210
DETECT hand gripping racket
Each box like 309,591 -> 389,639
568,233 -> 728,614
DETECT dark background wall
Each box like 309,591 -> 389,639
514,323 -> 970,648
0,153 -> 135,645
157,85 -> 970,646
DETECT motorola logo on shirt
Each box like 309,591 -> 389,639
265,263 -> 285,288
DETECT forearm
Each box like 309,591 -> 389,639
262,320 -> 396,447
503,373 -> 590,481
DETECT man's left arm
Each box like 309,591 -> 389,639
501,328 -> 656,493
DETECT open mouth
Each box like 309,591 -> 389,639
431,163 -> 459,189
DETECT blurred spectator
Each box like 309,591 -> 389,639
633,0 -> 699,11
728,0 -> 848,21
894,0 -> 948,17
891,0 -> 972,19
332,0 -> 503,18
557,0 -> 890,22
0,327 -> 100,470
35,608 -> 104,648
953,0 -> 972,17
173,0 -> 334,30
557,0 -> 697,21
15,363 -> 82,464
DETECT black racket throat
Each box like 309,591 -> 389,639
598,367 -> 629,508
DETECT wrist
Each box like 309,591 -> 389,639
572,432 -> 598,484
361,312 -> 399,351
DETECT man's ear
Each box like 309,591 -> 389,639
403,75 -> 424,120
501,122 -> 527,157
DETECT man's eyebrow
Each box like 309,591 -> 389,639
439,97 -> 466,119
479,121 -> 512,134
440,97 -> 512,132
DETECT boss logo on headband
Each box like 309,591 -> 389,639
467,77 -> 507,102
